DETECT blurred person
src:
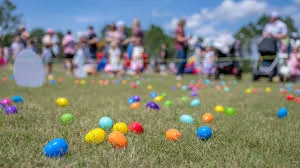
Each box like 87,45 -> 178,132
130,19 -> 144,75
159,43 -> 168,75
105,40 -> 123,77
288,40 -> 300,81
11,36 -> 23,60
62,30 -> 76,75
87,26 -> 98,62
263,12 -> 288,40
201,41 -> 216,78
42,38 -> 53,75
19,25 -> 30,48
42,28 -> 59,57
175,19 -> 189,80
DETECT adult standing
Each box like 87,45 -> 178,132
87,26 -> 98,62
263,12 -> 288,40
62,30 -> 76,75
117,21 -> 128,54
42,29 -> 60,57
175,19 -> 189,80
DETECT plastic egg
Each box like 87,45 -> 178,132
224,107 -> 236,116
215,105 -> 224,113
196,126 -> 212,140
47,75 -> 54,81
12,95 -> 23,103
5,106 -> 18,115
43,138 -> 68,158
146,101 -> 160,111
179,114 -> 194,124
10,75 -> 15,80
286,94 -> 294,101
57,77 -> 63,83
265,87 -> 272,93
295,97 -> 300,103
190,91 -> 198,97
150,92 -> 157,99
49,80 -> 55,85
136,80 -> 141,85
181,96 -> 189,102
60,113 -> 74,125
56,97 -> 68,107
181,85 -> 188,91
132,95 -> 141,102
190,99 -> 200,107
147,84 -> 153,90
127,97 -> 136,104
1,98 -> 11,106
131,83 -> 137,88
252,88 -> 258,93
129,122 -> 143,134
113,122 -> 128,134
99,116 -> 113,129
202,113 -> 213,123
295,89 -> 300,95
224,87 -> 230,92
161,92 -> 167,98
131,102 -> 141,110
108,131 -> 128,148
84,128 -> 106,144
277,107 -> 288,118
245,88 -> 252,94
165,129 -> 181,141
164,100 -> 173,107
154,96 -> 163,102
80,80 -> 86,85
74,80 -> 80,85
0,103 -> 4,110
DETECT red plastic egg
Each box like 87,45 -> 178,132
129,122 -> 143,134
286,94 -> 294,101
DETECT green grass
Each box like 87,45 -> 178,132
0,65 -> 299,167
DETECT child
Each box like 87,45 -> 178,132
288,41 -> 300,81
201,43 -> 216,77
11,36 -> 23,60
130,19 -> 144,75
42,42 -> 53,75
105,41 -> 123,77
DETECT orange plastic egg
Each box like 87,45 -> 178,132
202,113 -> 214,123
108,131 -> 128,148
165,129 -> 181,141
130,102 -> 140,110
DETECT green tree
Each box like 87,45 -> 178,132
30,28 -> 45,54
0,0 -> 22,45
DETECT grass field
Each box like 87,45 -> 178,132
0,65 -> 299,167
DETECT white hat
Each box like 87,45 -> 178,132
117,21 -> 124,27
270,11 -> 279,18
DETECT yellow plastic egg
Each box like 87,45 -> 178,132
215,105 -> 224,113
84,128 -> 106,144
154,96 -> 163,102
147,84 -> 153,90
113,122 -> 128,134
265,87 -> 272,93
245,88 -> 252,94
48,75 -> 54,81
80,80 -> 86,85
56,97 -> 69,107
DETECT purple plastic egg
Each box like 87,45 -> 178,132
171,86 -> 177,90
146,101 -> 160,111
1,98 -> 11,106
5,106 -> 18,115
132,96 -> 141,102
190,91 -> 198,97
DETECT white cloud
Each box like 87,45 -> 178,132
294,0 -> 300,5
152,9 -> 171,18
164,17 -> 178,30
74,16 -> 101,23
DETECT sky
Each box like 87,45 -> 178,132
14,0 -> 300,37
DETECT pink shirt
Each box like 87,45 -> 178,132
62,34 -> 75,54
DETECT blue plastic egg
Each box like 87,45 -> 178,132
150,92 -> 157,99
286,87 -> 292,93
12,95 -> 23,103
224,87 -> 230,92
43,138 -> 68,158
10,75 -> 15,80
49,80 -> 55,85
277,108 -> 288,119
181,85 -> 188,91
196,126 -> 212,140
136,80 -> 141,85
295,89 -> 300,95
127,97 -> 136,104
190,99 -> 200,107
220,81 -> 226,85
179,114 -> 194,124
99,116 -> 113,129
205,79 -> 210,85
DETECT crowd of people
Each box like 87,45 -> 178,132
0,12 -> 299,81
